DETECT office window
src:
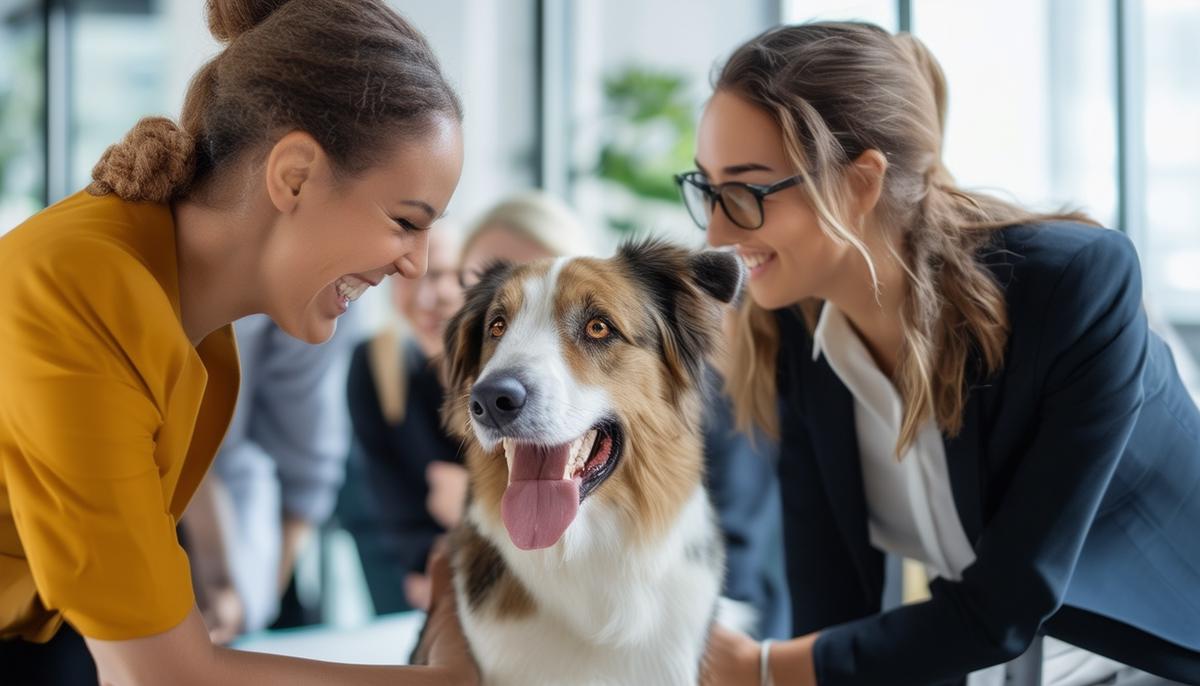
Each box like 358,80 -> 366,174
1142,0 -> 1200,327
783,0 -> 897,28
0,1 -> 44,233
558,0 -> 776,250
912,0 -> 1117,227
68,0 -> 168,194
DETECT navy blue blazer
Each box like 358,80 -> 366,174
775,224 -> 1200,685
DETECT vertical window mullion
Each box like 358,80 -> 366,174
1115,0 -> 1146,241
44,0 -> 70,204
538,0 -> 571,198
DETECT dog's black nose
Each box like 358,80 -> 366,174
470,375 -> 528,429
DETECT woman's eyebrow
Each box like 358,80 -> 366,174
693,160 -> 775,177
722,162 -> 774,176
400,199 -> 439,220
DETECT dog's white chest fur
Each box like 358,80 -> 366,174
458,487 -> 723,686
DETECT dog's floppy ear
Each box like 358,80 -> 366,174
440,261 -> 511,432
687,249 -> 743,305
617,240 -> 744,396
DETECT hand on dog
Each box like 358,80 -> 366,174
404,572 -> 432,611
426,461 -> 469,529
702,625 -> 820,686
701,623 -> 760,686
199,583 -> 244,646
411,545 -> 479,685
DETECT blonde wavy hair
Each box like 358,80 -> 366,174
720,22 -> 1096,453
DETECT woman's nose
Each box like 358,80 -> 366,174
705,212 -> 741,249
394,232 -> 430,280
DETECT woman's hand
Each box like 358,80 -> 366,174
701,625 -> 820,686
701,623 -> 760,686
404,572 -> 432,611
200,583 -> 245,645
413,544 -> 480,685
426,461 -> 469,529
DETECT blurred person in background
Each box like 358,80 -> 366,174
182,309 -> 360,644
341,222 -> 466,614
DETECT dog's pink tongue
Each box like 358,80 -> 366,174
501,443 -> 579,550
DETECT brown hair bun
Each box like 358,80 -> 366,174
86,116 -> 195,203
206,0 -> 294,43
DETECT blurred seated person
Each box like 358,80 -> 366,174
183,311 -> 360,643
342,221 -> 469,613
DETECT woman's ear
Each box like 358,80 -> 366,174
848,149 -> 888,217
264,131 -> 323,214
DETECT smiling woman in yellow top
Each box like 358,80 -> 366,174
0,1 -> 478,684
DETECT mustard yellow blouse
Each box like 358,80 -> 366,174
0,191 -> 239,642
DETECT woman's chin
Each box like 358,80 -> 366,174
275,308 -> 337,345
301,322 -> 337,344
747,282 -> 800,311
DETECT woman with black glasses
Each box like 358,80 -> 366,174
692,22 -> 1200,686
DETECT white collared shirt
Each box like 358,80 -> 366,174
811,303 -> 976,582
811,304 -> 1126,686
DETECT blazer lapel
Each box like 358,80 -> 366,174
944,381 -> 986,546
805,354 -> 884,600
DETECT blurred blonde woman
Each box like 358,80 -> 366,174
457,190 -> 595,288
343,223 -> 466,614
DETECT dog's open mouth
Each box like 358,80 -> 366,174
498,420 -> 623,551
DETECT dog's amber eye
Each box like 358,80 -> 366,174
585,318 -> 611,340
489,317 -> 507,339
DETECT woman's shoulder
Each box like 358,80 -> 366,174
983,222 -> 1139,290
0,192 -> 185,359
1,191 -> 176,289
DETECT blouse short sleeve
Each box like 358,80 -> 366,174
0,237 -> 196,640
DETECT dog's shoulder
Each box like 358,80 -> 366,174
451,522 -> 537,620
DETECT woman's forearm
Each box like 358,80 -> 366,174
88,606 -> 476,686
212,647 -> 467,686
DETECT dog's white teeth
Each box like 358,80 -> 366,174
564,437 -> 584,479
503,438 -> 515,474
580,430 -> 598,462
564,430 -> 599,478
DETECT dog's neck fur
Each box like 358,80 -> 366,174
466,478 -> 718,644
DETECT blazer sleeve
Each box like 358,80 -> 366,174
813,230 -> 1150,684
